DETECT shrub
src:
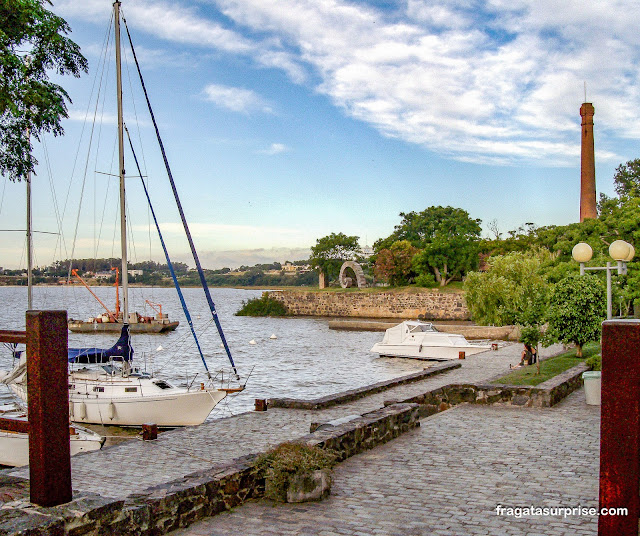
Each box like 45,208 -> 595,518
414,273 -> 438,288
544,274 -> 606,357
585,353 -> 602,371
235,294 -> 289,316
254,443 -> 337,501
519,324 -> 542,347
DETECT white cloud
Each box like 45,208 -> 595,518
60,0 -> 639,165
202,84 -> 273,114
258,143 -> 290,155
206,0 -> 637,165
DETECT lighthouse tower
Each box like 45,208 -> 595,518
580,102 -> 597,221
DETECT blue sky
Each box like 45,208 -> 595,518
2,0 -> 640,269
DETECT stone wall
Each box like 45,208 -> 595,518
0,404 -> 420,536
268,290 -> 470,320
269,362 -> 460,410
396,363 -> 589,416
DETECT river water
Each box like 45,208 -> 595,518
0,286 -> 425,419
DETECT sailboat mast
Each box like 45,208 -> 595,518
114,0 -> 128,323
26,146 -> 32,310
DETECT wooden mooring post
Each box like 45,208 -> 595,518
0,311 -> 72,507
599,319 -> 640,535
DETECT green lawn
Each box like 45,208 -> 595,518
491,342 -> 600,386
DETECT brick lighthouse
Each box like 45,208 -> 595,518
580,102 -> 597,221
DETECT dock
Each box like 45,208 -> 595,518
0,342 -> 597,535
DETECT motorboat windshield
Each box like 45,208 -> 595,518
407,322 -> 438,333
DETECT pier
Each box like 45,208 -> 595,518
0,340 -> 601,535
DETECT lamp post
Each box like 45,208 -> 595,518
572,240 -> 635,320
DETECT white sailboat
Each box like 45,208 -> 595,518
0,402 -> 104,467
0,155 -> 103,464
4,0 -> 243,427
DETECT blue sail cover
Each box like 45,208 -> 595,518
67,325 -> 134,363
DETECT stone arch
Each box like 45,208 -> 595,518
339,261 -> 367,289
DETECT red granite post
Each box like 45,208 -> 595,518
26,310 -> 72,507
599,319 -> 640,535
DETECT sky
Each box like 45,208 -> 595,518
2,0 -> 640,270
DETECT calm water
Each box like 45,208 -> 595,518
0,286 -> 425,419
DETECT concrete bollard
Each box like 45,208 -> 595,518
458,351 -> 466,359
255,399 -> 268,412
142,423 -> 158,441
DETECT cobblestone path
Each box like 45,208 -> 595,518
173,389 -> 600,536
6,343 -> 567,500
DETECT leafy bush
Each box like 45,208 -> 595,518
519,324 -> 542,347
585,353 -> 602,371
464,252 -> 549,326
254,443 -> 337,501
544,274 -> 606,357
235,294 -> 290,316
414,273 -> 438,288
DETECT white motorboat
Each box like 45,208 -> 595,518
0,403 -> 104,467
370,320 -> 491,360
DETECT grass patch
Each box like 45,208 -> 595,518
492,342 -> 600,386
236,294 -> 290,316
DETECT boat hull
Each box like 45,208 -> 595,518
10,382 -> 228,427
0,429 -> 104,467
68,321 -> 179,334
68,388 -> 228,427
371,342 -> 490,360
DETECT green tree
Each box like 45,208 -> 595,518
413,235 -> 480,286
1,0 -> 88,180
309,232 -> 361,283
463,251 -> 549,326
375,206 -> 482,250
612,158 -> 640,198
375,206 -> 482,287
373,240 -> 418,286
544,274 -> 606,357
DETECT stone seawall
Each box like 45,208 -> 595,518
268,290 -> 470,321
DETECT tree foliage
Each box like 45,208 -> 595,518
0,0 -> 88,180
375,206 -> 482,250
613,158 -> 640,198
463,252 -> 549,326
309,232 -> 361,282
375,206 -> 482,287
373,240 -> 418,286
544,274 -> 606,357
413,235 -> 480,286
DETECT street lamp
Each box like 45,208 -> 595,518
572,240 -> 635,320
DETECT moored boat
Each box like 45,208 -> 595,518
1,0 -> 244,427
371,320 -> 491,360
0,403 -> 104,467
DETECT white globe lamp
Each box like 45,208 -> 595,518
609,240 -> 631,262
625,244 -> 635,262
572,242 -> 593,263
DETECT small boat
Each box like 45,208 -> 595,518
6,325 -> 235,428
67,269 -> 179,334
370,320 -> 491,360
2,1 -> 244,427
0,403 -> 104,467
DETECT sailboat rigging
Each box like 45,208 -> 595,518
2,0 -> 244,427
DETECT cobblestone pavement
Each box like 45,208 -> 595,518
173,389 -> 600,536
6,343 -> 566,499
